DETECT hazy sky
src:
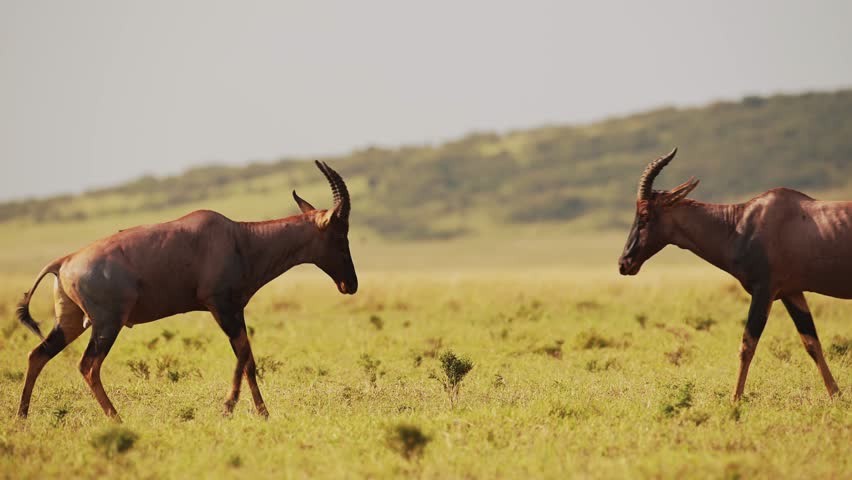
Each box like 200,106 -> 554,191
2,1 -> 851,201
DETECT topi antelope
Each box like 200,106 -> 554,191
619,148 -> 842,401
16,161 -> 357,420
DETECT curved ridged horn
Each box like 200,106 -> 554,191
637,147 -> 678,200
314,160 -> 350,220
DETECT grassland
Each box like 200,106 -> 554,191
1,88 -> 851,478
0,226 -> 849,479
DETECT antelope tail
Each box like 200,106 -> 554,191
16,257 -> 65,340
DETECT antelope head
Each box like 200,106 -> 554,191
293,161 -> 358,294
618,148 -> 700,275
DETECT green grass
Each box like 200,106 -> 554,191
0,166 -> 849,478
0,266 -> 849,479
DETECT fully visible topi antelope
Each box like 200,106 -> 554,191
16,161 -> 357,420
619,148 -> 842,401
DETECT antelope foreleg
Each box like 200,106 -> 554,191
733,289 -> 772,401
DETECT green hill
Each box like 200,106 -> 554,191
3,89 -> 852,240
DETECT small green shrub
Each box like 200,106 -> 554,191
51,406 -> 69,427
430,350 -> 473,407
385,424 -> 430,461
369,315 -> 384,330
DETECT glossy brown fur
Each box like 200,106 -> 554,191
620,150 -> 843,401
16,162 -> 357,420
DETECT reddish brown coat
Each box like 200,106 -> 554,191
619,149 -> 842,400
16,161 -> 357,419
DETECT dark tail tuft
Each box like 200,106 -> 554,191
16,293 -> 44,340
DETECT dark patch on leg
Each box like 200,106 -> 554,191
782,294 -> 840,397
781,298 -> 818,338
733,287 -> 772,401
744,291 -> 771,340
37,325 -> 67,357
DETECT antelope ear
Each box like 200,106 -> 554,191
293,190 -> 316,213
315,209 -> 334,230
661,177 -> 699,205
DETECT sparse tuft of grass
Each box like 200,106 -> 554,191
534,339 -> 564,359
1,321 -> 18,339
665,346 -> 691,366
181,336 -> 206,351
729,404 -> 744,423
178,406 -> 195,422
155,355 -> 179,378
659,382 -> 694,418
585,357 -> 618,372
255,356 -> 284,380
685,316 -> 717,331
369,314 -> 384,330
768,338 -> 792,363
359,353 -> 382,387
1,370 -> 23,383
422,337 -> 443,358
575,329 -> 615,349
127,359 -> 151,380
90,427 -> 139,458
828,336 -> 851,358
50,406 -> 69,428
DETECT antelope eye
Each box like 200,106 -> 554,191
637,219 -> 647,228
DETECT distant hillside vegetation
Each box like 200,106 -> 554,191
3,89 -> 852,239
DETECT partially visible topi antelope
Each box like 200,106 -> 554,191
16,161 -> 357,420
619,148 -> 843,401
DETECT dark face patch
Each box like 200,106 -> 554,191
317,223 -> 358,295
618,202 -> 664,275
